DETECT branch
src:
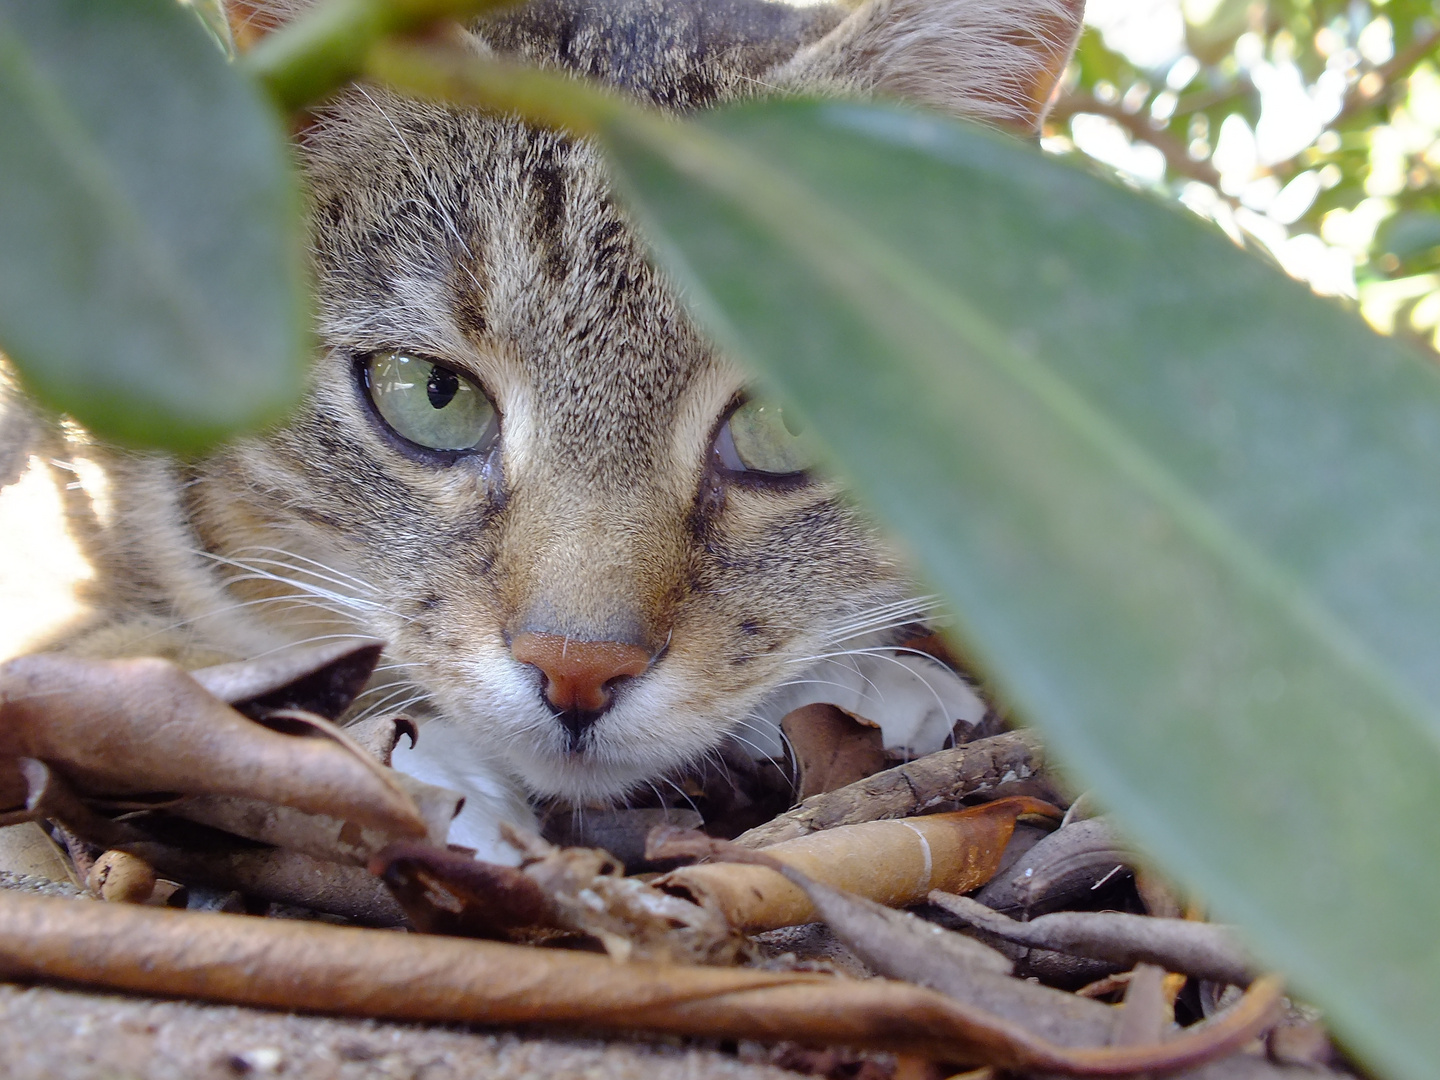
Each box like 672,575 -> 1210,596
1047,94 -> 1222,188
1333,26 -> 1440,126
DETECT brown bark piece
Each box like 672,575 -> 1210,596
372,840 -> 558,938
782,704 -> 888,799
735,731 -> 1047,848
658,797 -> 1059,933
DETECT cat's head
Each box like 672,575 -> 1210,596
199,0 -> 1081,803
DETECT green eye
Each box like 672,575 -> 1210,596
364,351 -> 497,453
717,399 -> 820,476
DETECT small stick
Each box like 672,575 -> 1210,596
927,891 -> 1253,987
735,731 -> 1047,848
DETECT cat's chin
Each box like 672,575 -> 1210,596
501,738 -> 705,805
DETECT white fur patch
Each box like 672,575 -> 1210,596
390,719 -> 540,863
749,648 -> 986,756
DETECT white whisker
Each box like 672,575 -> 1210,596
194,549 -> 411,624
220,549 -> 381,598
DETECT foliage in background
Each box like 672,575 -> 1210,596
1051,0 -> 1440,354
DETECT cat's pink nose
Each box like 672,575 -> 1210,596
510,632 -> 652,715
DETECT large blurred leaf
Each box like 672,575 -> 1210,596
0,0 -> 306,451
599,100 -> 1440,1080
1380,212 -> 1440,264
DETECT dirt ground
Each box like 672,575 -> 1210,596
0,980 -> 806,1080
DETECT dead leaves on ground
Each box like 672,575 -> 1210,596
0,642 -> 424,838
0,645 -> 1320,1076
0,643 -> 456,920
655,797 -> 1061,933
0,887 -> 1285,1076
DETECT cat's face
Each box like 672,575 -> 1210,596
185,0 -> 1080,805
194,89 -> 908,802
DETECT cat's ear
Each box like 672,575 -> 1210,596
772,0 -> 1085,134
222,0 -> 312,51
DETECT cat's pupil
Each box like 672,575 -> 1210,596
427,368 -> 459,409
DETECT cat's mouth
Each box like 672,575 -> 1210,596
505,646 -> 985,798
388,640 -> 986,861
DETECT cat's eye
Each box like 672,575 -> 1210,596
713,399 -> 820,477
363,351 -> 498,453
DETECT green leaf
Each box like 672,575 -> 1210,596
599,100 -> 1440,1080
0,0 -> 306,452
1379,212 -> 1440,262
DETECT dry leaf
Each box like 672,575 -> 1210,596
0,653 -> 426,839
343,713 -> 419,766
0,822 -> 76,885
1112,963 -> 1170,1047
190,639 -> 384,720
650,829 -> 1123,1050
782,703 -> 890,799
658,797 -> 1060,932
972,816 -> 1131,916
0,889 -> 1284,1075
170,769 -> 461,867
506,827 -> 748,964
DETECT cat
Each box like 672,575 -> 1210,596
0,0 -> 1082,861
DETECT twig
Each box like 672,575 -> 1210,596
927,890 -> 1254,986
734,731 -> 1048,848
1046,94 -> 1222,187
1333,26 -> 1440,126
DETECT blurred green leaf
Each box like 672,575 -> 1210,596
600,98 -> 1440,1080
1379,212 -> 1440,261
1184,0 -> 1250,64
0,0 -> 306,452
1073,31 -> 1128,88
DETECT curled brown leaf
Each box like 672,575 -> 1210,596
0,889 -> 1284,1075
190,639 -> 384,720
655,796 -> 1060,932
0,653 -> 426,839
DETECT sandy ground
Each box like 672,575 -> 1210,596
0,982 -> 805,1080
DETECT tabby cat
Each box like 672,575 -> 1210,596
0,0 -> 1082,859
